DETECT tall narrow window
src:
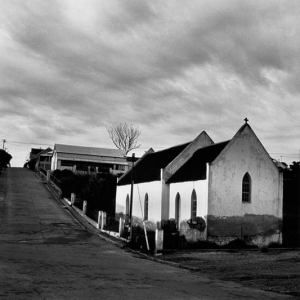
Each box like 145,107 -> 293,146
175,193 -> 181,227
125,194 -> 130,215
191,189 -> 197,222
242,173 -> 251,203
144,193 -> 149,221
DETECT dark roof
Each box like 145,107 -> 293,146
54,144 -> 125,158
36,147 -> 53,157
166,140 -> 230,183
118,142 -> 191,186
30,148 -> 44,159
31,148 -> 44,155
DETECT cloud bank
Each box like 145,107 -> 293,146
1,0 -> 300,166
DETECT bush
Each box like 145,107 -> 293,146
55,171 -> 117,217
27,158 -> 36,171
0,149 -> 12,169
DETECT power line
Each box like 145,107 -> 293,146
6,141 -> 51,146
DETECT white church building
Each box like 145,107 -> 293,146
116,121 -> 283,246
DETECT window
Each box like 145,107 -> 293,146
61,160 -> 75,167
117,165 -> 125,171
191,189 -> 197,222
125,194 -> 130,215
242,173 -> 251,203
144,193 -> 149,221
175,193 -> 181,227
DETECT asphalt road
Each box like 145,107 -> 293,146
0,168 -> 296,299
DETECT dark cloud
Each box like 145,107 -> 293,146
1,0 -> 300,166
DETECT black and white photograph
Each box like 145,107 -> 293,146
0,1 -> 299,299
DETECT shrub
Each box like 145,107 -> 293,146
27,158 -> 36,171
56,171 -> 117,217
0,149 -> 12,169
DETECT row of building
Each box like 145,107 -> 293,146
29,143 -> 129,175
29,120 -> 299,247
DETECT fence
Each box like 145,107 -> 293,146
68,193 -> 125,237
39,172 -> 164,252
50,172 -> 61,187
39,167 -> 47,177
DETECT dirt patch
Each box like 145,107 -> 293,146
158,249 -> 300,297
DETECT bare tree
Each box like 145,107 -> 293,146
106,122 -> 141,155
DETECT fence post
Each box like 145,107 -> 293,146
101,212 -> 106,230
83,200 -> 87,215
47,170 -> 51,182
155,229 -> 164,253
71,193 -> 76,207
97,211 -> 102,229
119,218 -> 125,237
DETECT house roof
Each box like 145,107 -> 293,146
54,144 -> 125,158
117,142 -> 191,185
166,140 -> 230,183
30,148 -> 44,158
36,147 -> 53,157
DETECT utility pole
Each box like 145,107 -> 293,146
129,153 -> 135,243
2,139 -> 6,150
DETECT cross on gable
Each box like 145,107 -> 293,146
244,118 -> 249,124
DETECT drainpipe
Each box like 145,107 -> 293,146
129,153 -> 135,242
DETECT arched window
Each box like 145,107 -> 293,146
125,194 -> 130,215
144,193 -> 149,221
242,173 -> 251,203
175,193 -> 181,227
191,189 -> 197,222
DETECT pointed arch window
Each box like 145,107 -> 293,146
175,193 -> 181,227
191,189 -> 197,222
125,194 -> 130,215
242,173 -> 251,203
144,193 -> 149,221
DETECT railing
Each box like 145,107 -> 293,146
50,172 -> 61,187
39,167 -> 47,176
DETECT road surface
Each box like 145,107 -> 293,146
0,168 -> 296,299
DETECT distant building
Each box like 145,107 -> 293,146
35,147 -> 53,171
51,144 -> 128,174
29,148 -> 45,160
116,121 -> 284,247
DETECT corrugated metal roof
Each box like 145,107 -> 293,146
54,144 -> 125,158
58,153 -> 128,165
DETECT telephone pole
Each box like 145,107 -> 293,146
129,153 -> 135,243
2,139 -> 6,150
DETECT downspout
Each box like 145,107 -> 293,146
160,169 -> 170,224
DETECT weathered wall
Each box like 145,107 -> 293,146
208,125 -> 283,246
169,173 -> 209,242
116,181 -> 162,225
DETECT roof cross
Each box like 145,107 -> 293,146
244,117 -> 249,124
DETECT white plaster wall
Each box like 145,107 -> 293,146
51,152 -> 57,170
169,179 -> 208,222
116,181 -> 162,224
209,126 -> 282,218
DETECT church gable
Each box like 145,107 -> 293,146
212,123 -> 277,171
164,131 -> 214,183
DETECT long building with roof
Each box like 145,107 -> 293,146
51,144 -> 128,174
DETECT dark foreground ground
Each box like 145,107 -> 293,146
158,249 -> 300,297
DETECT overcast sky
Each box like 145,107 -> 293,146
1,0 -> 300,167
